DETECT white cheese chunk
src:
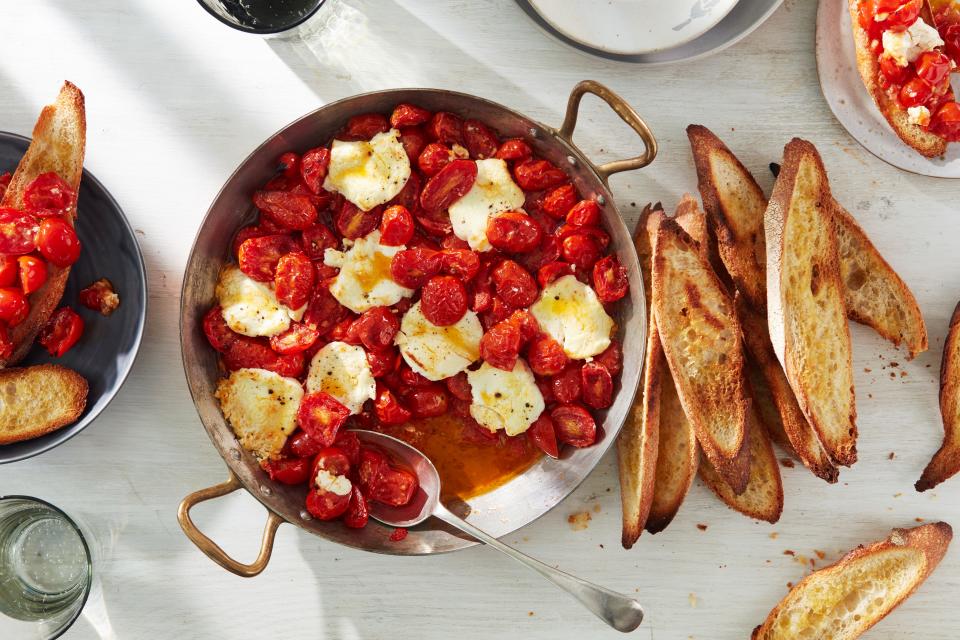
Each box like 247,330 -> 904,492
323,129 -> 411,211
907,105 -> 932,126
448,159 -> 525,252
530,275 -> 614,360
216,265 -> 299,337
882,18 -> 944,67
315,469 -> 353,496
396,301 -> 482,381
324,230 -> 414,314
306,341 -> 376,415
215,368 -> 304,460
467,359 -> 545,436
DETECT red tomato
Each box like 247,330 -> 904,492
305,486 -> 351,520
481,296 -> 514,330
555,223 -> 610,250
492,260 -> 537,308
23,172 -> 75,216
877,0 -> 921,28
0,322 -> 11,360
300,147 -> 331,194
931,101 -> 960,141
329,316 -> 361,345
301,223 -> 339,260
297,392 -> 351,447
238,234 -> 298,282
444,372 -> 472,401
19,255 -> 48,296
879,54 -> 910,86
415,207 -> 454,237
375,385 -> 412,425
552,404 -> 597,448
269,322 -> 320,354
527,335 -> 568,376
541,184 -> 578,219
537,261 -> 574,287
561,233 -> 602,271
343,487 -> 369,528
303,286 -> 349,336
514,234 -> 561,275
426,112 -> 464,145
551,366 -> 582,404
336,201 -> 381,240
341,113 -> 390,141
285,430 -> 323,458
527,414 -> 560,459
441,233 -> 470,251
203,306 -> 239,352
439,248 -> 480,281
223,337 -> 305,377
479,318 -> 521,371
916,51 -> 952,89
357,447 -> 388,493
469,260 -> 494,312
594,340 -> 623,376
463,119 -> 499,159
487,211 -> 543,254
509,309 -> 540,344
420,159 -> 477,212
352,307 -> 400,351
390,246 -> 443,288
0,172 -> 10,201
388,172 -> 422,211
592,255 -> 628,302
391,103 -> 432,128
494,138 -> 533,162
0,255 -> 16,286
78,278 -> 119,316
334,431 -> 361,467
38,306 -> 83,356
367,346 -> 400,377
274,251 -> 314,310
0,288 -> 29,327
513,159 -> 567,192
421,275 -> 468,326
262,457 -> 311,485
536,376 -> 555,404
252,191 -> 318,230
398,126 -> 429,163
312,446 -> 352,479
899,77 -> 932,108
231,224 -> 273,258
0,208 -> 40,256
278,152 -> 300,180
389,527 -> 409,541
418,143 -> 453,177
406,384 -> 449,418
581,361 -> 614,409
380,205 -> 415,246
943,23 -> 960,66
566,200 -> 601,227
368,465 -> 419,507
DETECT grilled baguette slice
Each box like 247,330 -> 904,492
917,302 -> 960,491
652,216 -> 750,493
737,294 -> 839,483
847,0 -> 948,158
834,201 -> 928,359
0,365 -> 88,444
700,394 -> 782,524
687,125 -> 767,310
752,522 -> 952,639
765,139 -> 857,467
0,82 -> 86,367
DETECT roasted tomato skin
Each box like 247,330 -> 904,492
551,403 -> 598,448
38,306 -> 84,357
343,486 -> 369,528
203,306 -> 238,352
274,251 -> 314,310
17,255 -> 47,295
24,172 -> 74,215
262,457 -> 312,485
420,275 -> 468,326
78,278 -> 120,315
296,392 -> 351,447
527,414 -> 560,459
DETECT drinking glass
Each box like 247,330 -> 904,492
0,496 -> 93,640
196,0 -> 328,36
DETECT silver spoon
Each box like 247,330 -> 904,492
352,429 -> 645,633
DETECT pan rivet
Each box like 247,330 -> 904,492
596,195 -> 607,206
567,155 -> 576,166
260,485 -> 272,496
528,128 -> 539,138
230,449 -> 241,460
300,510 -> 312,521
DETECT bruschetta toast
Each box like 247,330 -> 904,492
0,365 -> 88,445
752,522 -> 952,639
917,302 -> 960,491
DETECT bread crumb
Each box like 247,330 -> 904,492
888,452 -> 896,460
814,549 -> 826,560
889,372 -> 896,379
567,511 -> 591,531
592,503 -> 601,513
894,492 -> 903,498
688,593 -> 697,608
889,361 -> 899,368
868,393 -> 873,398
696,523 -> 708,531
915,517 -> 925,522
863,367 -> 872,373
900,370 -> 908,378
783,549 -> 795,556
599,543 -> 605,549
786,581 -> 794,590
528,611 -> 534,617
780,458 -> 795,468
770,532 -> 779,539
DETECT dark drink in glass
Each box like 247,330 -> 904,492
197,0 -> 326,35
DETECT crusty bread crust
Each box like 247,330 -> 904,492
0,82 -> 86,367
687,125 -> 767,310
752,522 -> 952,639
765,139 -> 857,467
0,364 -> 88,444
917,302 -> 960,491
847,0 -> 948,158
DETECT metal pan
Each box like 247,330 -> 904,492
178,81 -> 654,575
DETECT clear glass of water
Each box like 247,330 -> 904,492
0,497 -> 92,640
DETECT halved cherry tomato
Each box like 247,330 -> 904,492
0,255 -> 17,287
312,445 -> 352,479
223,336 -> 305,377
238,234 -> 298,282
231,224 -> 272,258
38,306 -> 83,356
899,77 -> 932,108
341,113 -> 390,141
375,384 -> 412,425
593,255 -> 628,302
479,317 -> 521,371
301,223 -> 339,260
421,275 -> 468,326
552,404 -> 597,448
23,172 -> 74,216
391,103 -> 432,128
594,340 -> 623,376
537,261 -> 574,287
300,147 -> 331,194
0,208 -> 40,255
343,486 -> 369,528
513,158 -> 567,191
203,306 -> 238,352
329,315 -> 361,345
405,384 -> 449,418
357,447 -> 388,493
352,307 -> 400,350
297,392 -> 351,446
274,251 -> 314,310
463,119 -> 499,159
492,260 -> 537,308
916,51 -> 952,89
415,207 -> 454,237
380,205 -> 415,246
306,485 -> 351,520
269,322 -> 320,354
336,201 -> 381,239
262,457 -> 311,485
879,54 -> 911,86
551,366 -> 582,404
390,246 -> 443,289
439,248 -> 480,281
581,361 -> 614,409
877,0 -> 921,28
253,191 -> 318,230
368,465 -> 419,506
78,278 -> 119,316
527,335 -> 568,376
480,296 -> 514,331
0,288 -> 29,327
444,371 -> 472,401
487,211 -> 542,254
420,159 -> 477,212
527,414 -> 560,459
542,184 -> 577,219
426,112 -> 464,145
566,200 -> 601,227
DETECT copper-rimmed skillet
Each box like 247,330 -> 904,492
178,81 -> 655,575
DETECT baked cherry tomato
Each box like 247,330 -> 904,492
341,113 -> 390,141
0,255 -> 17,287
561,233 -> 602,271
566,200 -> 601,227
420,159 -> 477,213
426,111 -> 464,145
508,309 -> 540,344
311,446 -> 352,480
421,275 -> 468,326
899,77 -> 932,108
441,233 -> 470,250
398,126 -> 429,164
415,207 -> 454,237
262,457 -> 311,485
78,278 -> 119,316
536,376 -> 555,404
343,486 -> 369,528
492,260 -> 537,308
594,340 -> 623,376
541,184 -> 577,219
367,346 -> 400,377
390,246 -> 443,288
463,119 -> 499,159
202,306 -> 238,352
479,317 -> 521,371
298,392 -> 351,447
306,484 -> 351,520
0,322 -> 12,360
943,23 -> 960,66
388,173 -> 422,212
418,142 -> 453,177
14,255 -> 46,296
274,251 -> 314,310
551,404 -> 597,448
380,205 -> 415,246
514,235 -> 561,275
368,464 -> 419,507
527,414 -> 560,459
303,285 -> 349,336
555,223 -> 610,249
357,447 -> 388,493
487,211 -> 543,254
527,335 -> 568,376
329,315 -> 361,345
513,158 -> 567,192
238,234 -> 298,282
593,255 -> 628,302
38,306 -> 83,356
494,138 -> 533,162
537,261 -> 574,287
300,147 -> 331,194
0,208 -> 40,255
581,361 -> 614,409
551,366 -> 582,404
352,307 -> 400,350
391,103 -> 432,128
301,223 -> 339,260
375,384 -> 412,425
480,296 -> 514,330
253,190 -> 318,230
916,51 -> 952,89
879,54 -> 911,86
0,287 -> 29,328
439,248 -> 480,281
389,527 -> 409,541
223,336 -> 305,377
333,431 -> 361,467
876,0 -> 921,28
269,322 -> 320,354
0,173 -> 10,201
931,101 -> 960,141
405,383 -> 449,418
231,224 -> 272,258
336,201 -> 381,240
285,430 -> 323,458
277,152 -> 300,180
444,371 -> 472,401
23,172 -> 74,216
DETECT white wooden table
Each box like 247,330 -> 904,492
1,1 -> 958,638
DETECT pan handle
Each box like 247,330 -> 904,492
556,80 -> 657,183
177,470 -> 284,578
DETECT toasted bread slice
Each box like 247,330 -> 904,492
0,82 -> 86,367
833,201 -> 928,359
917,302 -> 960,491
700,394 -> 782,524
752,522 -> 952,639
687,125 -> 768,310
847,1 -> 948,158
738,294 -> 840,483
0,364 -> 88,444
765,139 -> 857,467
652,216 -> 750,493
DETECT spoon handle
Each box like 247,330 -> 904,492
433,504 -> 644,633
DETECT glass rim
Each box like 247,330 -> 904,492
0,495 -> 93,640
194,0 -> 326,35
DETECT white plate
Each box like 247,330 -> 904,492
816,0 -> 960,178
517,0 -> 784,65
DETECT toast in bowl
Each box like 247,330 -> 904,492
917,301 -> 960,491
765,139 -> 857,467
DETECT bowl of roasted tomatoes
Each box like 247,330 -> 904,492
178,81 -> 656,571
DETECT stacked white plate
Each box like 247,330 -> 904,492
516,0 -> 785,65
